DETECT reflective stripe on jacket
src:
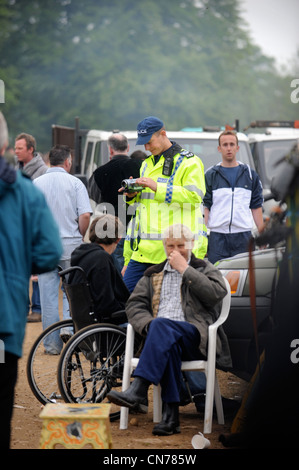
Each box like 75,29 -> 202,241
124,145 -> 208,265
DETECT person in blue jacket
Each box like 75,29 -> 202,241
204,130 -> 264,264
0,112 -> 63,449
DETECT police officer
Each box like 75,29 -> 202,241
122,116 -> 208,292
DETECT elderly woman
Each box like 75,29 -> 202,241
108,224 -> 231,436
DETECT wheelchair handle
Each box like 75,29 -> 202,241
58,265 -> 88,281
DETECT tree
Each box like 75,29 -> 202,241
0,0 -> 297,152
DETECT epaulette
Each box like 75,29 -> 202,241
180,149 -> 194,158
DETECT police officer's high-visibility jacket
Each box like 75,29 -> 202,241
124,142 -> 208,266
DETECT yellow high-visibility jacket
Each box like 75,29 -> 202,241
124,144 -> 208,266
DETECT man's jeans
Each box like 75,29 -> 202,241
112,237 -> 125,274
134,318 -> 203,403
38,260 -> 72,354
123,259 -> 154,292
31,280 -> 41,314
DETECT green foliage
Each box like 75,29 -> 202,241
0,0 -> 297,153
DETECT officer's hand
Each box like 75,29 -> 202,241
136,177 -> 157,192
118,176 -> 137,197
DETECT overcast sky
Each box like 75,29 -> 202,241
239,0 -> 299,70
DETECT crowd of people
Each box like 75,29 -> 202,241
0,111 -> 265,448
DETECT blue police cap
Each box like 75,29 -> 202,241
136,116 -> 164,145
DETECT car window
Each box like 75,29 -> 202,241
261,140 -> 297,186
128,138 -> 252,171
83,141 -> 93,175
94,141 -> 109,168
174,139 -> 253,171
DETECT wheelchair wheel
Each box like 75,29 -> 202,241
57,323 -> 138,422
26,319 -> 74,405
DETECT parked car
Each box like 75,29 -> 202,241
216,137 -> 299,380
217,246 -> 283,380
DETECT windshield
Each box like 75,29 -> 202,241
260,139 -> 297,187
128,138 -> 252,172
175,139 -> 252,171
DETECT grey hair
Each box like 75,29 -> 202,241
0,112 -> 8,152
162,224 -> 194,247
108,133 -> 128,152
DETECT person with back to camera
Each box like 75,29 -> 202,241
68,214 -> 130,330
130,149 -> 147,162
34,144 -> 92,353
108,223 -> 231,436
204,130 -> 264,264
0,112 -> 62,449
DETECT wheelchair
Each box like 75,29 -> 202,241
26,266 -> 141,421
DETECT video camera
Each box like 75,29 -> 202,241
121,179 -> 144,193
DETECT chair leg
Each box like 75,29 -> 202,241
203,389 -> 213,432
120,406 -> 129,430
120,324 -> 135,430
214,376 -> 224,425
153,385 -> 162,423
203,365 -> 216,434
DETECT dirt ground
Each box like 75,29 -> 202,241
10,319 -> 249,451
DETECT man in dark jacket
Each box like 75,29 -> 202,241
108,224 -> 231,436
68,214 -> 130,330
88,133 -> 141,273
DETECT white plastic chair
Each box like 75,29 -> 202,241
120,277 -> 231,434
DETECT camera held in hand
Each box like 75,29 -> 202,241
121,179 -> 144,193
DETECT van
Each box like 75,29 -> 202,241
81,128 -> 254,180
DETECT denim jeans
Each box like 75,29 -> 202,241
38,260 -> 72,354
134,318 -> 202,403
123,259 -> 155,292
31,280 -> 41,314
112,237 -> 125,274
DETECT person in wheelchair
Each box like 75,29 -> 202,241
68,214 -> 130,331
107,224 -> 232,436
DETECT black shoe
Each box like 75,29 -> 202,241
152,402 -> 180,436
60,333 -> 72,344
27,312 -> 42,323
107,377 -> 149,413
